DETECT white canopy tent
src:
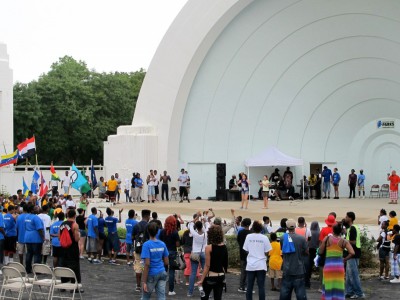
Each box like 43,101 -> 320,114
244,146 -> 304,199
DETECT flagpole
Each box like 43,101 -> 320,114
34,135 -> 38,166
91,159 -> 93,198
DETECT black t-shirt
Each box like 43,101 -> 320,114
76,215 -> 86,230
237,229 -> 251,261
348,226 -> 361,258
159,229 -> 180,251
210,244 -> 228,273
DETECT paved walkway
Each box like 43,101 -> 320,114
4,258 -> 395,299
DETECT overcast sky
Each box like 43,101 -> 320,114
0,0 -> 187,83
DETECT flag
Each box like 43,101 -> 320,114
31,169 -> 40,194
70,164 -> 91,194
39,171 -> 48,197
22,177 -> 30,196
50,163 -> 60,181
17,136 -> 36,159
0,150 -> 19,167
90,160 -> 97,188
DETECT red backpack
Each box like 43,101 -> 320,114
60,222 -> 74,248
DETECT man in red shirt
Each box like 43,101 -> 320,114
388,170 -> 400,204
319,214 -> 336,242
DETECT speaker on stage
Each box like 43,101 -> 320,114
216,177 -> 226,190
216,163 -> 226,177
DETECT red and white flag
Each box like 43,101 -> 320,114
17,136 -> 36,159
39,171 -> 48,198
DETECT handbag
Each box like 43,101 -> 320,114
175,252 -> 186,270
282,233 -> 296,254
190,233 -> 205,262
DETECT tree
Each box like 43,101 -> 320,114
13,56 -> 145,165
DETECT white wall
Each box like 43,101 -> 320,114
0,42 -> 13,156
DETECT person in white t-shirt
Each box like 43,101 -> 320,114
378,209 -> 389,229
61,171 -> 71,194
38,205 -> 52,264
243,220 -> 272,300
65,195 -> 76,210
124,178 -> 131,202
146,170 -> 156,203
178,168 -> 190,203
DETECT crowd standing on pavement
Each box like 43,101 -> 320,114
0,168 -> 400,300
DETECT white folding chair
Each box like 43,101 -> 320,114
0,266 -> 33,300
50,267 -> 83,300
29,264 -> 57,300
6,262 -> 34,284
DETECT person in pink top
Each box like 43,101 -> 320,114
388,170 -> 400,204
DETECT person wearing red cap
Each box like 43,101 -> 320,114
319,214 -> 336,242
387,170 -> 400,204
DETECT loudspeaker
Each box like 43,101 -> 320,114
216,189 -> 227,201
216,177 -> 226,190
216,163 -> 226,177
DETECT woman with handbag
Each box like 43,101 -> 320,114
319,222 -> 354,300
182,224 -> 200,285
187,213 -> 208,297
198,225 -> 228,300
159,215 -> 180,296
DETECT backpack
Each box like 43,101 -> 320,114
134,223 -> 148,254
60,222 -> 74,248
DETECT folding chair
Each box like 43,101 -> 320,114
171,187 -> 179,201
0,266 -> 33,300
380,184 -> 389,198
7,262 -> 34,284
29,264 -> 58,300
50,267 -> 83,300
369,184 -> 380,198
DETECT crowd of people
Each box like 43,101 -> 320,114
0,167 -> 400,300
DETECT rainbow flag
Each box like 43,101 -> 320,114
50,163 -> 60,181
0,150 -> 18,168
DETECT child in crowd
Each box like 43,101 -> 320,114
268,232 -> 282,291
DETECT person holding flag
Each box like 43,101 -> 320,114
31,169 -> 40,195
70,164 -> 91,195
50,163 -> 61,197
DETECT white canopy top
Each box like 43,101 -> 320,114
245,146 -> 303,167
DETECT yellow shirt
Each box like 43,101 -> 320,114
107,179 -> 118,192
388,217 -> 399,230
4,202 -> 9,210
42,199 -> 48,206
268,241 -> 283,270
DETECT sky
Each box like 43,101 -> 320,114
0,0 -> 188,83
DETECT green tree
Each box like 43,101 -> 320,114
13,56 -> 145,165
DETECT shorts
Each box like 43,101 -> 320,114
147,185 -> 155,195
268,269 -> 283,279
42,240 -> 51,256
134,252 -> 144,273
52,246 -> 63,258
79,229 -> 87,237
4,236 -> 17,253
262,191 -> 269,197
154,185 -> 159,195
126,243 -> 134,255
106,190 -> 116,198
16,242 -> 26,255
358,185 -> 364,191
241,189 -> 249,195
107,232 -> 120,252
333,183 -> 339,187
86,237 -> 98,253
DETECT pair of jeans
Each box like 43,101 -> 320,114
202,275 -> 225,300
246,270 -> 266,300
168,251 -> 177,292
279,274 -> 307,300
142,271 -> 168,300
25,243 -> 42,273
349,184 -> 356,198
345,258 -> 364,297
188,252 -> 205,295
239,260 -> 247,289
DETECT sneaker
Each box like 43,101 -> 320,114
80,256 -> 85,259
238,288 -> 246,293
390,278 -> 400,283
135,286 -> 141,292
350,294 -> 365,299
379,275 -> 385,280
87,257 -> 92,262
92,259 -> 102,264
168,291 -> 176,296
109,259 -> 116,264
179,200 -> 183,203
187,293 -> 192,297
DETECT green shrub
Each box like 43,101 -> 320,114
226,235 -> 240,269
118,227 -> 127,239
359,226 -> 378,269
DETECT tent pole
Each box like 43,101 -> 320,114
302,164 -> 305,201
247,166 -> 250,200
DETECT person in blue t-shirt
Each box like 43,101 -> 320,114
134,174 -> 144,203
105,207 -> 123,264
16,204 -> 28,264
332,168 -> 341,199
125,209 -> 138,266
50,212 -> 64,268
97,211 -> 106,261
322,166 -> 333,199
141,222 -> 169,300
357,169 -> 366,198
0,212 -> 5,269
86,207 -> 101,264
4,205 -> 17,264
24,205 -> 44,273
